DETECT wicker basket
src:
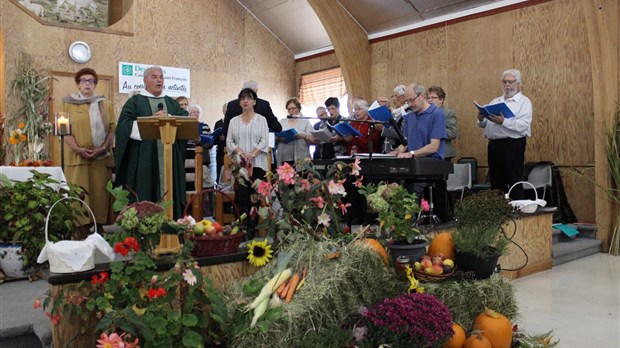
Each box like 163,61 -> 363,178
185,188 -> 244,257
413,269 -> 455,283
189,232 -> 245,257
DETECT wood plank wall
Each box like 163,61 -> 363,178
0,0 -> 296,130
297,0 -> 620,229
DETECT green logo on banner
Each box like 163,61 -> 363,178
121,65 -> 133,76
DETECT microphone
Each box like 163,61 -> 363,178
157,103 -> 164,111
388,117 -> 407,147
287,115 -> 294,119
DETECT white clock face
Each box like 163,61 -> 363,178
68,41 -> 91,63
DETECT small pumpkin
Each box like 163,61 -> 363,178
428,232 -> 456,260
359,238 -> 389,266
464,331 -> 492,348
472,307 -> 512,348
443,322 -> 467,348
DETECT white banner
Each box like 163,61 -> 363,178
118,62 -> 191,98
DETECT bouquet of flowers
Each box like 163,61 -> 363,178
356,292 -> 453,348
252,158 -> 362,239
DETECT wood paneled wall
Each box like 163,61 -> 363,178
298,0 -> 620,232
1,0 -> 296,129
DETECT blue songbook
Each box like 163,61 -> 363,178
276,128 -> 299,144
199,127 -> 223,146
332,122 -> 362,137
474,101 -> 515,119
368,105 -> 393,127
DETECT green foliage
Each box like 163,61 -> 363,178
42,247 -> 231,347
362,182 -> 422,244
0,171 -> 85,269
452,190 -> 516,259
606,104 -> 620,255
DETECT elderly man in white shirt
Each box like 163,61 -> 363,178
477,68 -> 533,199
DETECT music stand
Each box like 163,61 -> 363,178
137,116 -> 198,253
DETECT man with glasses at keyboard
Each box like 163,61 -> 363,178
477,69 -> 532,199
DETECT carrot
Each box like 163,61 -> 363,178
285,274 -> 301,303
276,281 -> 288,297
280,278 -> 293,299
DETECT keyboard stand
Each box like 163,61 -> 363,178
414,183 -> 441,226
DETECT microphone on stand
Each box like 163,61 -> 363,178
388,117 -> 408,147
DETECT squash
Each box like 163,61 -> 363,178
472,307 -> 512,348
359,239 -> 389,266
464,331 -> 492,348
428,232 -> 456,260
443,322 -> 467,348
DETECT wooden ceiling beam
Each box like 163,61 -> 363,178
307,0 -> 372,103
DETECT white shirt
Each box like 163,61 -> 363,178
477,91 -> 532,139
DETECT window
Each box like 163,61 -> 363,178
298,67 -> 349,117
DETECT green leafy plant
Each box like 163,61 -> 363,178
41,244 -> 231,347
0,171 -> 85,269
452,190 -> 516,259
362,182 -> 422,244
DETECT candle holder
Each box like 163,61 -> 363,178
54,112 -> 71,172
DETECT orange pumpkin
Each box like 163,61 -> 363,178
359,239 -> 389,266
428,232 -> 456,260
464,332 -> 492,348
443,322 -> 467,348
472,308 -> 512,348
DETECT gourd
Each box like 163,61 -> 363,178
359,239 -> 389,266
472,307 -> 512,348
464,331 -> 492,348
428,232 -> 456,260
443,322 -> 466,348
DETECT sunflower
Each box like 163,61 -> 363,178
246,239 -> 273,267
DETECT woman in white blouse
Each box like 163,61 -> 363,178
226,88 -> 269,237
275,98 -> 314,166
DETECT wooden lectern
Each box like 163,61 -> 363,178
137,116 -> 198,254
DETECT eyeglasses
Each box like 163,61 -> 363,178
405,93 -> 421,105
240,96 -> 255,101
287,106 -> 299,111
502,79 -> 518,85
79,78 -> 97,84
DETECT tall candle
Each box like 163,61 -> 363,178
57,115 -> 69,135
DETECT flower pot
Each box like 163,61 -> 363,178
455,250 -> 500,279
387,239 -> 427,265
0,242 -> 32,278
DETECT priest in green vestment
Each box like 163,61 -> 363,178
115,66 -> 189,219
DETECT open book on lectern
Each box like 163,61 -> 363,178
473,101 -> 515,119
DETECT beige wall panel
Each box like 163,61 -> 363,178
2,0 -> 295,134
559,167 -> 596,223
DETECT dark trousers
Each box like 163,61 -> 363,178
488,137 -> 526,199
235,167 -> 266,239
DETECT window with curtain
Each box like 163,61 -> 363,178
298,67 -> 347,106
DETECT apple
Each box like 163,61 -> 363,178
420,259 -> 433,269
443,259 -> 454,268
420,255 -> 431,261
432,256 -> 444,266
205,225 -> 217,236
413,261 -> 422,271
431,264 -> 444,275
193,223 -> 206,235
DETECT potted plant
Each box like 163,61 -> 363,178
362,182 -> 426,263
452,189 -> 516,279
0,171 -> 85,277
